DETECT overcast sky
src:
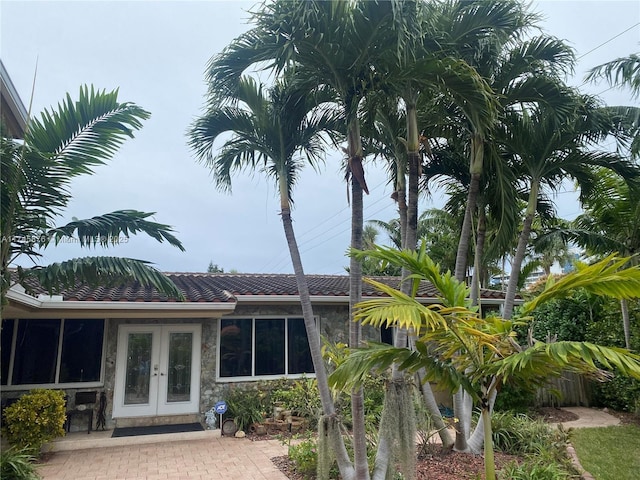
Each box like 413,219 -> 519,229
1,0 -> 638,275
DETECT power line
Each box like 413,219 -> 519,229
258,177 -> 396,273
577,22 -> 639,60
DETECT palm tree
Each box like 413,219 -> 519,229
426,5 -> 577,284
336,246 -> 640,480
189,72 -> 341,424
205,3 -> 408,476
586,54 -> 640,159
187,71 -> 368,476
1,86 -> 185,310
500,98 -> 640,320
530,217 -> 575,276
542,169 -> 640,348
586,54 -> 640,97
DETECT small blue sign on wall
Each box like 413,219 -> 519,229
214,401 -> 227,415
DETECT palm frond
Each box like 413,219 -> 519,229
26,85 -> 150,176
47,210 -> 185,251
327,341 -> 473,395
586,54 -> 640,98
24,256 -> 184,300
496,341 -> 640,386
522,254 -> 640,314
355,279 -> 448,332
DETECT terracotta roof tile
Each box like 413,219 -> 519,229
12,272 -> 507,303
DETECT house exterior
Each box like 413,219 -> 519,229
0,59 -> 28,138
1,273 -> 509,430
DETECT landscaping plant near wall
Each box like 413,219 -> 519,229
0,447 -> 40,480
2,389 -> 66,455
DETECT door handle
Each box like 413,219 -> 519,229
160,373 -> 166,376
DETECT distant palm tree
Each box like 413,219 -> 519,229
542,169 -> 640,348
500,98 -> 640,320
587,54 -> 640,97
586,54 -> 640,158
1,86 -> 185,310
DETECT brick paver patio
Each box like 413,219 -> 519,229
37,432 -> 289,480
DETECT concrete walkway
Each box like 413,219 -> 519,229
559,407 -> 621,429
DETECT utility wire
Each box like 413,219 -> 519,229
577,22 -> 639,60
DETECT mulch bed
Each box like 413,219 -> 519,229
415,444 -> 520,480
269,407 -> 639,480
531,406 -> 579,423
272,445 -> 520,480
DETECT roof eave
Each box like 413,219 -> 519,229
5,288 -> 236,319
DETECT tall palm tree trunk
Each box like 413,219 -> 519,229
503,181 -> 539,319
621,298 -> 631,349
454,134 -> 484,283
347,121 -> 369,480
279,179 -> 355,479
471,206 -> 487,307
454,134 -> 484,451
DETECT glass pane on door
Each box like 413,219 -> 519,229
124,333 -> 152,405
166,332 -> 192,402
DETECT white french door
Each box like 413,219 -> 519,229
113,325 -> 201,418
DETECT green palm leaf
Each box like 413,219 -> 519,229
26,256 -> 184,300
48,210 -> 185,250
496,341 -> 640,387
2,86 -> 182,307
328,341 -> 472,395
521,254 -> 640,314
26,85 -> 150,176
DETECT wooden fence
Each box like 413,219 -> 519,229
536,371 -> 592,407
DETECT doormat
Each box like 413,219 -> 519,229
112,422 -> 204,438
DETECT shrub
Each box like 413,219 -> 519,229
288,437 -> 318,477
499,458 -> 572,480
591,375 -> 640,413
271,377 -> 322,427
224,384 -> 268,432
493,381 -> 537,414
492,412 -> 577,479
2,389 -> 66,455
491,412 -> 567,457
0,447 -> 41,480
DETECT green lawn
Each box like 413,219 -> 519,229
571,425 -> 640,480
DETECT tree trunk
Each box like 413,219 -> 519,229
503,181 -> 539,320
468,383 -> 498,453
453,135 -> 484,451
279,176 -> 355,479
481,406 -> 496,480
417,370 -> 455,449
347,120 -> 369,480
453,389 -> 472,451
470,205 -> 487,308
621,298 -> 631,350
394,99 -> 420,355
454,133 -> 484,283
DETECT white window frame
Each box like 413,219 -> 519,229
216,316 -> 318,382
1,318 -> 107,391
